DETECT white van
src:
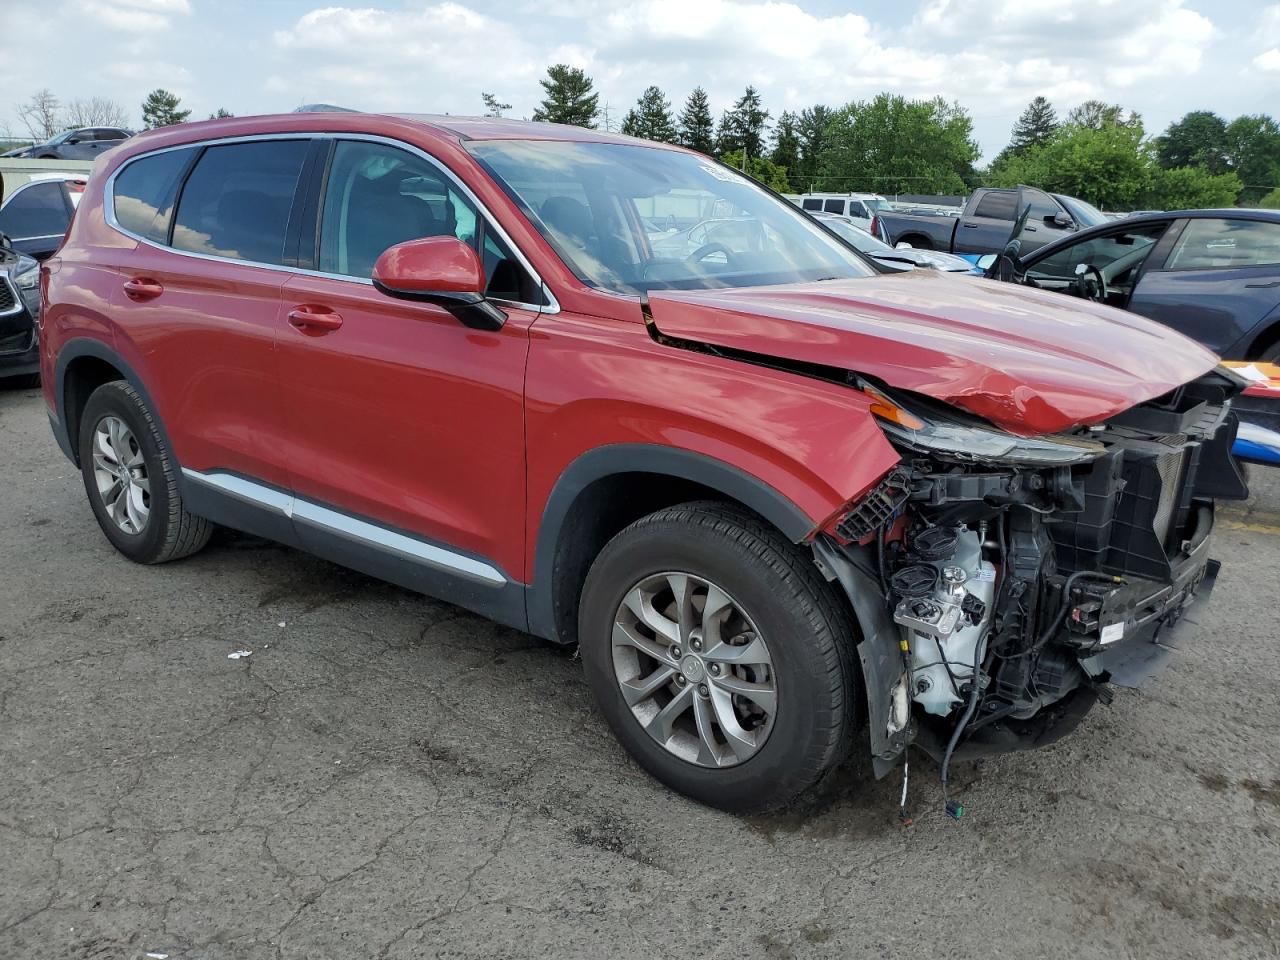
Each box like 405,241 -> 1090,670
791,192 -> 890,235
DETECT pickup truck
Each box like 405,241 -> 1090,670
880,186 -> 1108,258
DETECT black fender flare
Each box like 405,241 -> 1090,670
526,443 -> 816,641
52,337 -> 173,466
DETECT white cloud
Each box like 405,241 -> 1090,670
1254,48 -> 1280,73
75,0 -> 191,31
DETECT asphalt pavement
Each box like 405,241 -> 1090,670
2,380 -> 1278,960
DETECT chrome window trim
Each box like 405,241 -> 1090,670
181,468 -> 508,586
103,131 -> 559,314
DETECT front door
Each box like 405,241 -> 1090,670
275,138 -> 544,588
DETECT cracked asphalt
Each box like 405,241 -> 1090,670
2,380 -> 1279,960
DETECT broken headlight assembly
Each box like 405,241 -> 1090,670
854,379 -> 1106,467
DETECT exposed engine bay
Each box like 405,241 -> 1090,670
813,366 -> 1250,815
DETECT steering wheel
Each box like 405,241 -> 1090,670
1075,264 -> 1108,302
686,242 -> 736,266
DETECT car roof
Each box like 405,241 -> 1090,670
110,111 -> 686,160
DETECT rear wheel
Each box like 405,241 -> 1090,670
578,502 -> 859,813
77,380 -> 212,564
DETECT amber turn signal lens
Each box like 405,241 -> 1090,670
861,386 -> 925,430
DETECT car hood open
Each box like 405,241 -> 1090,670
645,271 -> 1220,435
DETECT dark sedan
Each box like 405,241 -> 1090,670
0,242 -> 41,385
10,127 -> 133,161
999,209 -> 1280,362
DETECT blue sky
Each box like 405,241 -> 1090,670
3,0 -> 1279,161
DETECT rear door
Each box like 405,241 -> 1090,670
1129,217 -> 1280,356
954,190 -> 1017,256
275,137 -> 542,584
106,137 -> 313,490
1016,187 -> 1075,255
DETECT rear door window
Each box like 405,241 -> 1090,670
113,147 -> 197,243
973,191 -> 1017,220
822,199 -> 844,214
171,139 -> 310,265
1166,218 -> 1280,270
0,182 -> 71,239
801,198 -> 822,211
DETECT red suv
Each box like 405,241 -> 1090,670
41,114 -> 1248,814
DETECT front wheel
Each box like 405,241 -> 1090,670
578,502 -> 859,813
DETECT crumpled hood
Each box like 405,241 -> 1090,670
646,270 -> 1220,435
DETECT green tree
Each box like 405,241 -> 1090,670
532,64 -> 598,128
988,122 -> 1150,209
794,105 -> 833,189
481,92 -> 511,118
1259,187 -> 1280,209
717,86 -> 769,159
208,108 -> 234,119
770,111 -> 800,188
1067,100 -> 1140,131
816,94 -> 979,195
1225,114 -> 1280,204
620,86 -> 677,143
1144,166 -> 1242,210
1009,96 -> 1058,155
719,150 -> 790,192
141,88 -> 190,129
676,87 -> 715,154
1156,111 -> 1228,172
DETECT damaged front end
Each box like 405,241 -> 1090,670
813,367 -> 1249,788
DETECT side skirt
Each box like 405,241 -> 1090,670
179,469 -> 529,632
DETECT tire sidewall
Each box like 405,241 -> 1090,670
579,515 -> 846,811
78,383 -> 173,562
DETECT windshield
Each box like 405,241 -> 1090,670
820,217 -> 892,254
865,197 -> 890,214
468,140 -> 874,295
1055,195 -> 1107,228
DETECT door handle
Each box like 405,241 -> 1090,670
961,223 -> 979,228
287,305 -> 343,332
1024,225 -> 1038,232
1245,281 -> 1280,288
122,277 -> 163,301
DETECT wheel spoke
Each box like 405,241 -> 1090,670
133,473 -> 150,495
692,693 -> 723,766
621,585 -> 680,644
125,484 -> 149,530
645,683 -> 694,743
619,664 -> 676,706
106,483 -> 127,526
612,621 -> 673,664
94,428 -> 118,465
700,583 -> 734,652
703,634 -> 770,666
711,673 -> 776,715
708,685 -> 757,762
92,451 -> 115,474
666,573 -> 695,641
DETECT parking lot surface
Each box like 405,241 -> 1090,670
2,382 -> 1278,960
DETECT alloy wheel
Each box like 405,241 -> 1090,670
611,571 -> 777,767
91,415 -> 150,534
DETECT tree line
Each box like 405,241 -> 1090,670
3,88 -> 231,147
508,65 -> 1280,210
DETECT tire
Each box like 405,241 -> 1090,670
578,501 -> 859,813
77,380 -> 212,564
1257,341 -> 1280,365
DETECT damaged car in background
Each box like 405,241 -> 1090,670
42,114 -> 1249,818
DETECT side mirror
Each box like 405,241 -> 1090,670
66,138 -> 82,145
895,241 -> 913,250
1047,213 -> 1073,228
372,236 -> 504,331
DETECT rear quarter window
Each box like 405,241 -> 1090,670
973,191 -> 1017,220
0,182 -> 70,239
112,148 -> 196,243
1166,218 -> 1280,270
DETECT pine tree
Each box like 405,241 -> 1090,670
720,86 -> 769,160
209,108 -> 234,119
795,105 -> 832,189
770,111 -> 800,187
676,88 -> 715,155
531,65 -> 599,128
481,93 -> 511,118
619,86 -> 677,143
141,89 -> 190,129
1009,97 -> 1058,155
714,113 -> 737,158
